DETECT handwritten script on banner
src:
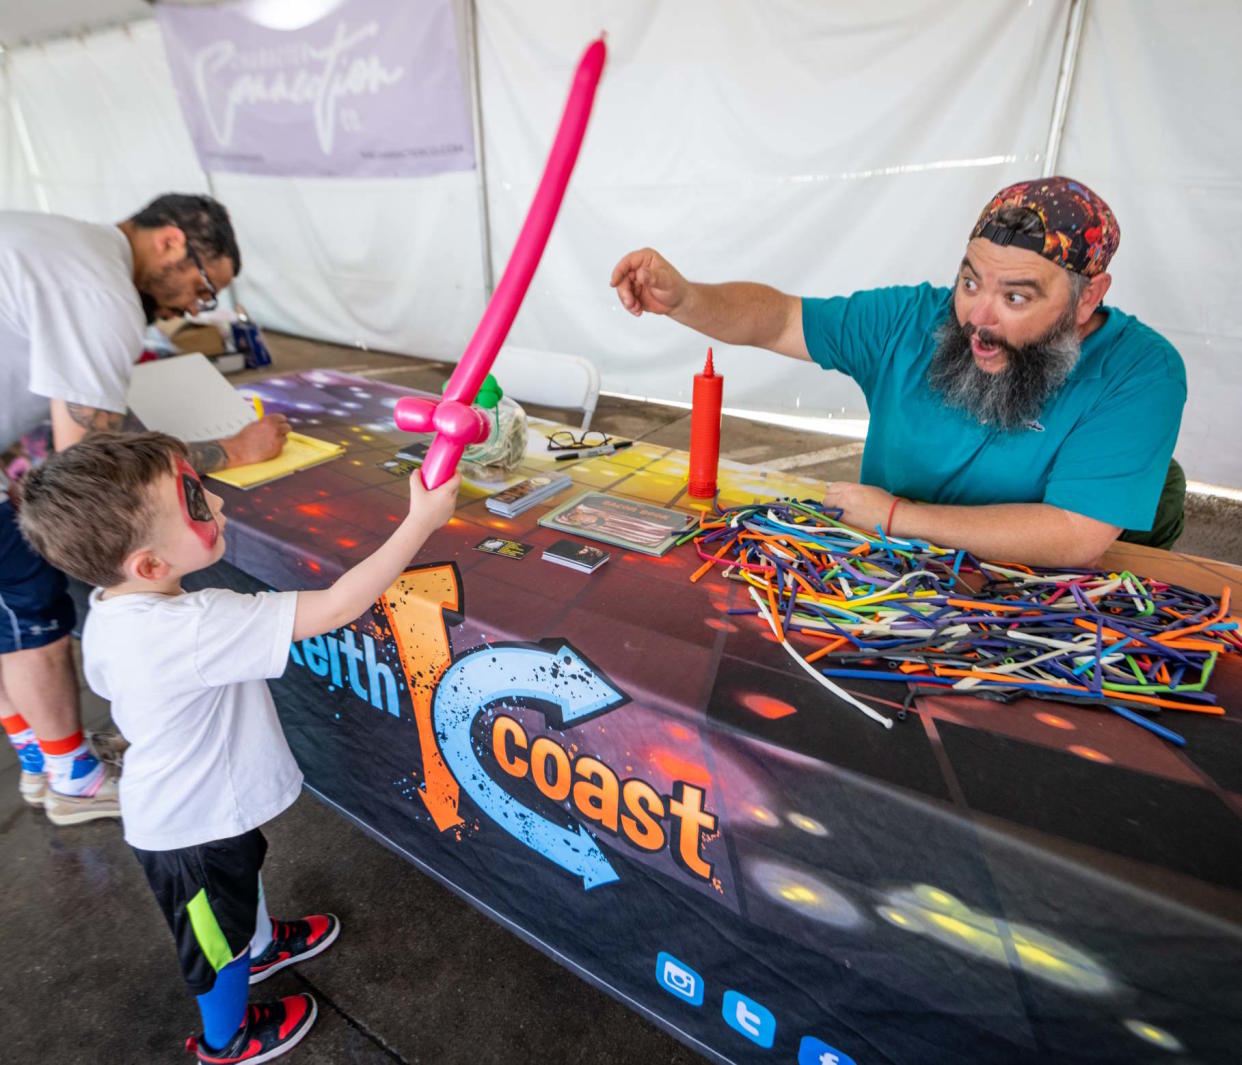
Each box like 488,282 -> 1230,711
156,0 -> 475,178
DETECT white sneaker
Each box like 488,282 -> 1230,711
44,761 -> 121,826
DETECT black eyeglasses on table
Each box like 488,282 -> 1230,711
547,430 -> 611,452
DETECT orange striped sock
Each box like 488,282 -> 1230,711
36,730 -> 104,796
2,713 -> 43,773
2,712 -> 31,736
38,729 -> 86,756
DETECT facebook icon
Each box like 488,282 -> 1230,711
798,1035 -> 857,1065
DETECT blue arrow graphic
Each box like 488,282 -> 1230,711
432,643 -> 626,889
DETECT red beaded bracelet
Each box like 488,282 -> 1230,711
885,497 -> 901,536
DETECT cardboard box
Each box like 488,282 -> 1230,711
165,322 -> 227,356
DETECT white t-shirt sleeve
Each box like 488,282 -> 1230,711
193,589 -> 299,687
25,286 -> 143,413
80,629 -> 110,703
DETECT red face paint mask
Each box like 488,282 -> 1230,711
175,457 -> 219,548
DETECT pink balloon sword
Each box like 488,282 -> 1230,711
394,37 -> 607,487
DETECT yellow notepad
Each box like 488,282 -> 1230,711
208,432 -> 346,490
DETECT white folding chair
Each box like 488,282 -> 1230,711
491,344 -> 601,430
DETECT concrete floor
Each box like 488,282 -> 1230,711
4,333 -> 1240,1064
0,678 -> 704,1064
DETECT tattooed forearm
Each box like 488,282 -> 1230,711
186,439 -> 230,474
62,402 -> 229,473
65,403 -> 145,433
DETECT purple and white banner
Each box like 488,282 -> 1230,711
157,0 -> 475,178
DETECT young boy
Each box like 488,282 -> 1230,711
18,431 -> 459,1063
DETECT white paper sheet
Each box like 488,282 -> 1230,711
126,354 -> 256,442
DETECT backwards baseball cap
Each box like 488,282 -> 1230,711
970,176 -> 1120,277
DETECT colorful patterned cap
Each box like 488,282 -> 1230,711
970,177 -> 1120,277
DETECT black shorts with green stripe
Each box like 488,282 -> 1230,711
132,829 -> 266,994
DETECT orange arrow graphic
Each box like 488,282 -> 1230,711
379,564 -> 464,831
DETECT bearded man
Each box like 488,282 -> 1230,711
610,177 -> 1186,568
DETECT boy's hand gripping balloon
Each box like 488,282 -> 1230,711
394,38 -> 607,488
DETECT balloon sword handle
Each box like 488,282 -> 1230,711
392,396 -> 492,489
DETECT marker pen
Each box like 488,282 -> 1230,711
554,441 -> 634,462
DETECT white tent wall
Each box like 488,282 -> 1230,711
5,23 -> 209,219
0,54 -> 39,212
0,1 -> 1237,490
479,0 -> 1066,433
206,168 -> 486,360
1056,1 -> 1242,490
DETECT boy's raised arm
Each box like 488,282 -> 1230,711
292,472 -> 460,642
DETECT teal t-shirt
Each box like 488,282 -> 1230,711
801,284 -> 1186,530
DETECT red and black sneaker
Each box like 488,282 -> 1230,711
249,913 -> 341,984
187,993 -> 317,1063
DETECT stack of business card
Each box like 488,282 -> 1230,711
542,538 -> 610,573
485,473 -> 573,518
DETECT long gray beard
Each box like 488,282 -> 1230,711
927,306 -> 1081,431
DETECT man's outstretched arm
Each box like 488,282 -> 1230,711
610,247 -> 810,361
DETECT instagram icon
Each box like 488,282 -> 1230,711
656,952 -> 704,1007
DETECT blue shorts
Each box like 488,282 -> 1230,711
0,500 -> 76,654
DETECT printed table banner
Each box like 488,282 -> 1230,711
156,0 -> 475,177
174,370 -> 1242,1065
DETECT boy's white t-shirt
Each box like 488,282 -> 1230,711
83,586 -> 303,852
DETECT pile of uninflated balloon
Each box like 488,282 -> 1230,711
683,500 -> 1241,740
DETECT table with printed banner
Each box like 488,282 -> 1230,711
202,369 -> 1242,1065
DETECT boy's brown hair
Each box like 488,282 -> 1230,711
17,431 -> 189,588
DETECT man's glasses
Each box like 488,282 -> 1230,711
184,242 -> 219,314
547,430 -> 611,452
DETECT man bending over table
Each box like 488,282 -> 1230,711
610,177 -> 1186,569
0,193 -> 288,824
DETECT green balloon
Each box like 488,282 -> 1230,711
442,372 -> 503,409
